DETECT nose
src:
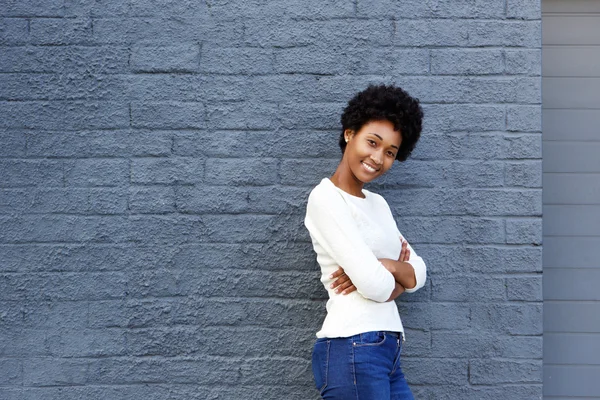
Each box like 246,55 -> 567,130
371,149 -> 384,165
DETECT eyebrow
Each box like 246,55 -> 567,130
371,133 -> 400,150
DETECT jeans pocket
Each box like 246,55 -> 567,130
312,340 -> 330,393
354,331 -> 386,347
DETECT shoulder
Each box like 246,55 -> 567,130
307,178 -> 339,204
364,188 -> 390,208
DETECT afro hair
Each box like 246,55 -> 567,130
339,84 -> 423,162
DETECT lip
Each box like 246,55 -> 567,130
361,161 -> 381,173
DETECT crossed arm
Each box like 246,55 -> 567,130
330,238 -> 416,302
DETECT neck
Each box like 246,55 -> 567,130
330,162 -> 364,198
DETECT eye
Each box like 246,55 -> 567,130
367,139 -> 376,147
387,151 -> 396,158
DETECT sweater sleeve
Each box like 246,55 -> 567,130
375,192 -> 427,293
304,186 -> 395,303
398,232 -> 427,293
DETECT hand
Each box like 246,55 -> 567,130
399,239 -> 410,262
329,267 -> 357,295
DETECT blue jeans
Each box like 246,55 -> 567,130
312,331 -> 414,400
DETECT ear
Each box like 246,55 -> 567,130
344,129 -> 355,143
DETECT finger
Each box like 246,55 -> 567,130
399,241 -> 407,261
330,274 -> 350,289
334,278 -> 353,293
329,266 -> 344,280
342,285 -> 357,295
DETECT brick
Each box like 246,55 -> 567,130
126,75 -> 247,102
0,272 -> 126,301
0,0 -> 63,16
471,303 -> 542,335
124,215 -> 209,244
19,386 -> 205,400
431,276 -> 505,301
0,73 -> 125,101
29,17 -> 92,45
0,189 -> 32,214
402,76 -> 541,104
131,44 -> 200,73
93,17 -> 243,45
470,359 -> 542,384
208,0 -> 355,19
279,159 -> 337,187
421,245 -> 542,275
505,161 -> 542,188
504,134 -> 542,158
127,326 -> 314,358
353,49 -> 430,75
431,332 -> 542,359
357,0 -> 505,18
130,158 -> 204,185
275,46 -> 350,75
206,102 -> 278,130
0,359 -> 22,385
131,101 -> 205,129
173,242 -> 317,271
279,102 -> 343,130
129,186 -> 176,213
0,329 -> 47,356
431,49 -> 504,75
201,46 -> 273,74
87,357 -> 240,385
507,275 -> 542,301
396,215 -> 505,244
506,218 -> 542,245
398,303 -> 471,331
64,159 -> 129,187
404,358 -> 468,385
0,46 -> 130,74
244,19 -> 393,47
88,188 -> 128,214
204,158 -> 279,186
393,20 -> 541,47
505,49 -> 542,75
0,101 -> 129,130
422,105 -> 505,132
240,357 -> 312,385
0,18 -> 29,45
507,105 -> 542,131
413,384 -> 542,400
507,0 -> 541,20
23,358 -> 87,386
0,215 -> 131,244
174,130 -> 338,158
0,160 -> 64,188
0,131 -> 26,157
411,133 -> 505,160
383,188 -> 541,217
174,269 -> 321,299
25,188 -> 88,214
27,130 -> 172,158
176,185 -> 309,214
47,328 -> 126,357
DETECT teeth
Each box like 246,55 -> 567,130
362,162 -> 377,172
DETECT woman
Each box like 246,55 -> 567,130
304,84 -> 427,399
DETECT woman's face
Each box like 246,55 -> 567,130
343,119 -> 402,184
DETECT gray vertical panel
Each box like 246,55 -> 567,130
543,1 -> 600,398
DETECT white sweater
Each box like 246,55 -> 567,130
305,178 -> 427,338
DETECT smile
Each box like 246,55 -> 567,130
361,162 -> 380,173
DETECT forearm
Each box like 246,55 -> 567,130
386,281 -> 405,302
380,259 -> 417,290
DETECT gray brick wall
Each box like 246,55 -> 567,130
0,1 -> 542,399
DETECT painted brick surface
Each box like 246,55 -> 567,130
0,1 -> 542,399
